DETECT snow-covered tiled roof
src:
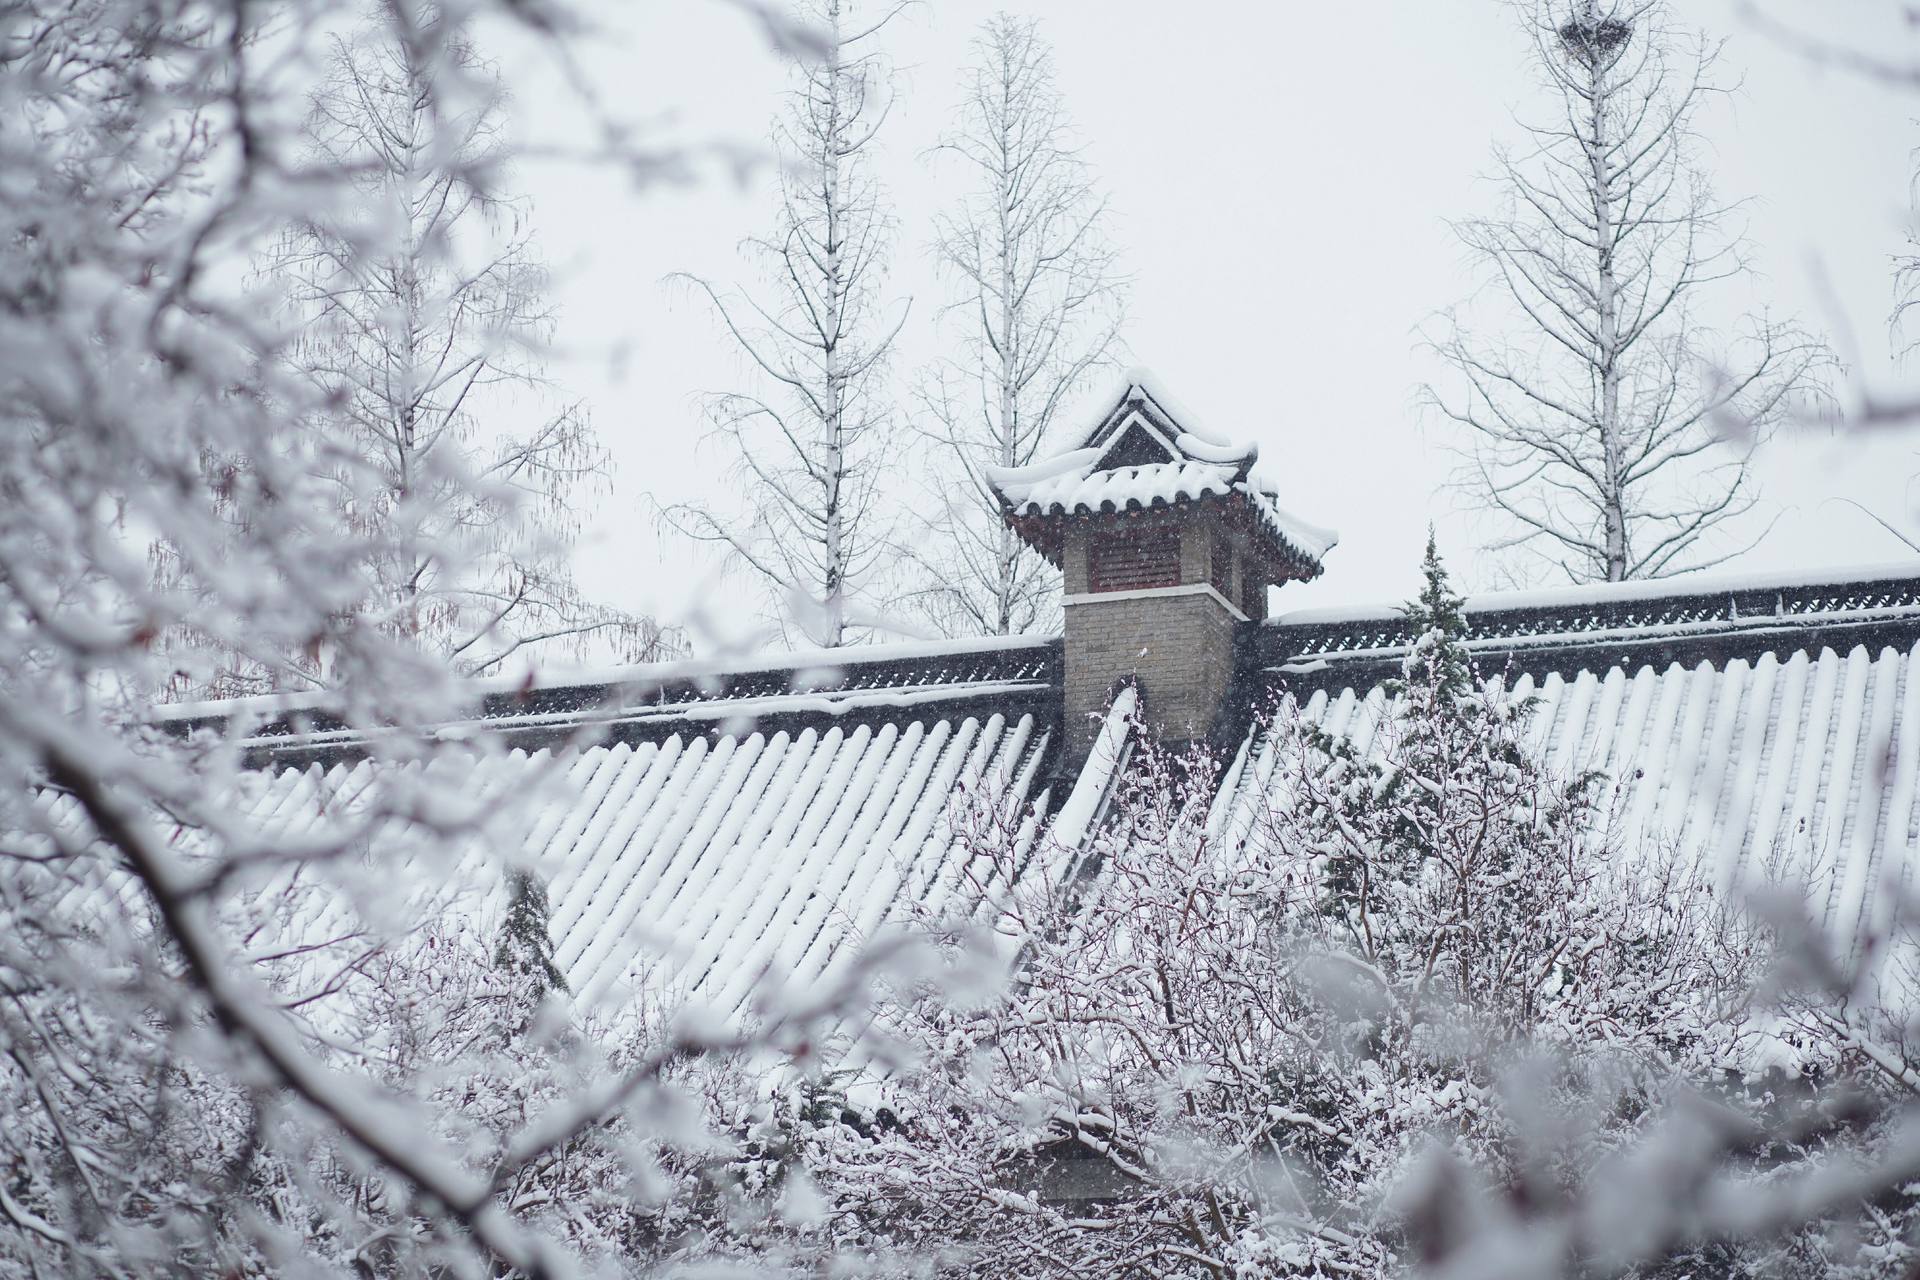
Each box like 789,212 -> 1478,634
1254,561 -> 1920,687
1218,638 -> 1920,951
217,708 -> 1060,1017
1000,457 -> 1244,518
1218,562 -> 1920,951
141,561 -> 1920,1021
983,369 -> 1337,576
166,634 -> 1064,767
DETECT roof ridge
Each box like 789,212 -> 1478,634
1271,560 -> 1920,631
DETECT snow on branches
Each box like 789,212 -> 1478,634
807,542 -> 1916,1278
0,3 -> 882,1275
1426,0 -> 1831,584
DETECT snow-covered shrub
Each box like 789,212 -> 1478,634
816,542 -> 1780,1277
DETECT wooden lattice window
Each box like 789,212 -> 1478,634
1242,571 -> 1265,620
1089,527 -> 1180,593
1209,532 -> 1233,599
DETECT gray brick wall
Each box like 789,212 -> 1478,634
1063,590 -> 1239,755
1053,505 -> 1293,760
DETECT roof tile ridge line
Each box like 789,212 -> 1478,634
1231,691 -> 1316,854
1830,645 -> 1901,951
563,677 -> 1057,727
1598,663 -> 1659,825
1073,375 -> 1177,452
791,717 -> 979,986
1261,602 -> 1920,665
1097,401 -> 1186,463
161,639 -> 1064,744
559,736 -> 718,987
1544,664 -> 1602,781
1808,646 -> 1873,930
1574,663 -> 1630,808
616,730 -> 774,952
1264,568 -> 1920,636
1686,652 -> 1750,859
1785,650 -> 1844,911
1662,661 -> 1723,856
1202,720 -> 1258,845
543,744 -> 666,951
994,717 -> 1059,905
882,714 -> 996,913
589,633 -> 1060,693
683,721 -> 873,1005
1050,690 -> 1141,868
640,729 -> 795,953
1744,649 -> 1810,885
1712,652 -> 1766,882
703,720 -> 903,1014
763,718 -> 949,995
908,712 -> 1021,917
667,725 -> 821,988
956,713 -> 1046,909
1866,639 -> 1920,945
560,729 -> 756,997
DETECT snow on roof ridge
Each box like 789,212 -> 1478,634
1269,559 -> 1920,629
979,446 -> 1103,493
153,632 -> 1061,723
1047,686 -> 1138,852
1245,479 -> 1339,561
1113,366 -> 1233,448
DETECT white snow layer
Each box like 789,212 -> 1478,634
1261,641 -> 1920,952
981,365 -> 1338,570
226,710 -> 1055,1020
1272,559 -> 1920,629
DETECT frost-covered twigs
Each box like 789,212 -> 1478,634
898,13 -> 1126,640
1425,0 -> 1830,584
0,1 -> 869,1274
1402,1077 -> 1920,1278
234,8 -> 678,692
807,543 -> 1771,1276
661,0 -> 914,649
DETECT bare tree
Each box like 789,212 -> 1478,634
0,3 -> 902,1275
663,0 -> 910,649
253,9 -> 676,690
1895,147 -> 1920,370
1427,0 -> 1829,584
901,13 -> 1125,638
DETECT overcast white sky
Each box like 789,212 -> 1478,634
500,1 -> 1917,654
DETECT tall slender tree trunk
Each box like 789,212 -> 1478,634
992,65 -> 1021,635
819,0 -> 849,646
1581,21 -> 1630,582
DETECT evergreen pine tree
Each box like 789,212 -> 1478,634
1313,533 -> 1477,920
494,869 -> 567,1013
1394,529 -> 1472,703
1310,537 -> 1591,1013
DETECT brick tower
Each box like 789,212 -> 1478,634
985,372 -> 1336,759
